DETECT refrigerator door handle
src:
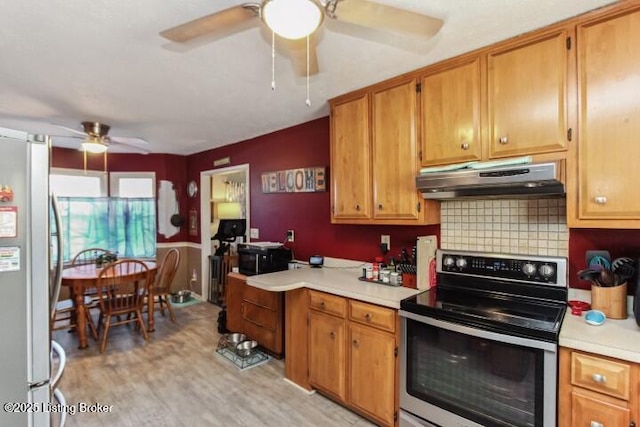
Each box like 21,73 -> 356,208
50,193 -> 64,319
53,388 -> 67,427
50,340 -> 66,391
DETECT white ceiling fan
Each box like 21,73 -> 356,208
52,122 -> 150,154
159,0 -> 444,76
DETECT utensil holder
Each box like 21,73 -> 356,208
591,282 -> 627,319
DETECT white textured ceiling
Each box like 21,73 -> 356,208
0,0 -> 617,155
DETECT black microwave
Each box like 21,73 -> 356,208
237,244 -> 292,276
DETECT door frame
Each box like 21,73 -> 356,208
199,164 -> 250,298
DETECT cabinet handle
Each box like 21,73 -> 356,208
592,373 -> 607,383
594,196 -> 607,205
364,313 -> 372,321
355,204 -> 360,211
590,422 -> 603,427
499,136 -> 509,145
352,339 -> 360,348
460,142 -> 470,150
329,331 -> 335,339
319,301 -> 326,308
378,204 -> 383,210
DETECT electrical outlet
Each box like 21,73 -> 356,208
381,235 -> 390,251
287,229 -> 295,242
250,228 -> 259,239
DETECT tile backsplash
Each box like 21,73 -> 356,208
440,198 -> 568,257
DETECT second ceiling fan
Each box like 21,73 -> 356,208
160,0 -> 443,76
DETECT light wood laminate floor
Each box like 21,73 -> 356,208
52,301 -> 374,427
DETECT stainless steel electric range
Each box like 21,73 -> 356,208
399,249 -> 568,427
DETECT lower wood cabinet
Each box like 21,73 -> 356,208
225,273 -> 284,358
307,290 -> 398,427
559,347 -> 638,427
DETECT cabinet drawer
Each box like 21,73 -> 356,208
349,300 -> 396,333
243,302 -> 277,331
571,391 -> 630,427
571,352 -> 631,400
243,318 -> 276,350
243,285 -> 279,309
309,290 -> 347,318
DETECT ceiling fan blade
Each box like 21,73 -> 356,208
109,136 -> 149,147
108,140 -> 151,154
51,123 -> 87,137
159,5 -> 259,43
333,0 -> 443,39
280,36 -> 319,77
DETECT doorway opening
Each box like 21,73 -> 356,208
199,164 -> 250,302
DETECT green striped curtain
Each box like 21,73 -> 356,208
58,197 -> 156,262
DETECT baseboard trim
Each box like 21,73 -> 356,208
283,378 -> 316,395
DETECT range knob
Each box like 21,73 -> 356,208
539,264 -> 555,278
455,258 -> 468,269
443,256 -> 455,267
522,263 -> 537,276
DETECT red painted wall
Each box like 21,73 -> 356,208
186,117 -> 440,263
51,147 -> 189,243
569,228 -> 640,290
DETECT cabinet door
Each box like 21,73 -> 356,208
421,57 -> 483,166
576,7 -> 640,221
330,94 -> 372,220
488,30 -> 569,158
372,78 -> 420,220
572,392 -> 630,427
349,323 -> 397,426
309,311 -> 347,401
225,274 -> 245,333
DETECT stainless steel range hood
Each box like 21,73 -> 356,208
417,161 -> 565,200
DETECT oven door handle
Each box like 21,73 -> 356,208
399,310 -> 557,352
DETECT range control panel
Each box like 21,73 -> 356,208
438,250 -> 567,286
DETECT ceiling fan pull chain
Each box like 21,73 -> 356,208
103,151 -> 107,173
271,31 -> 276,91
306,35 -> 311,107
83,149 -> 87,175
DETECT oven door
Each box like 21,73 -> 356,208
399,311 -> 557,427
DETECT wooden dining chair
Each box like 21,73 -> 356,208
71,248 -> 114,267
94,259 -> 152,353
149,248 -> 181,324
51,295 -> 99,340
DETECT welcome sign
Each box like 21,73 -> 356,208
261,167 -> 326,193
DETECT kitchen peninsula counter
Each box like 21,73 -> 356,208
246,266 -> 420,309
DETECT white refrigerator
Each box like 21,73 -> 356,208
0,127 -> 65,426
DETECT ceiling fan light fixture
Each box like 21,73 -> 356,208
81,136 -> 108,154
262,0 -> 323,39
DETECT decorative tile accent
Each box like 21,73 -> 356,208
440,199 -> 568,257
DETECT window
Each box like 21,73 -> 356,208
110,172 -> 155,198
50,168 -> 107,197
51,169 -> 156,263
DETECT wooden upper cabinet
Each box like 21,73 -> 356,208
372,78 -> 420,220
487,30 -> 569,158
573,6 -> 640,223
420,57 -> 483,166
330,93 -> 372,220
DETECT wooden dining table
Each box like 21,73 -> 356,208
61,261 -> 158,349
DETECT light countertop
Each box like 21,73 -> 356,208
246,266 -> 421,309
560,289 -> 640,362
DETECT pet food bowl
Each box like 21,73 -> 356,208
171,290 -> 192,304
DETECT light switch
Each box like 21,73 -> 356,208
250,228 -> 259,239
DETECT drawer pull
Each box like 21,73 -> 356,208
460,142 -> 470,150
378,204 -> 383,210
594,196 -> 607,205
329,331 -> 335,339
590,422 -> 603,427
499,136 -> 509,145
319,301 -> 326,308
355,204 -> 360,211
592,373 -> 607,383
352,339 -> 360,348
364,313 -> 372,321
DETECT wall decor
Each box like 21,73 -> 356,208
189,209 -> 198,236
261,167 -> 326,193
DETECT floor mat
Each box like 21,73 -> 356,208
215,346 -> 271,372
